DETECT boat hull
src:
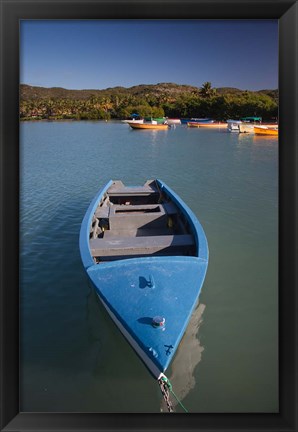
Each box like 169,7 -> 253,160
128,122 -> 169,130
198,123 -> 228,128
254,126 -> 278,136
79,179 -> 209,377
187,122 -> 201,128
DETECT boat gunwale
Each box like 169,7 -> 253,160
156,179 -> 208,261
79,179 -> 114,269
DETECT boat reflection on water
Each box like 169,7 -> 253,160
253,134 -> 278,140
160,302 -> 206,412
237,132 -> 278,145
252,134 -> 278,148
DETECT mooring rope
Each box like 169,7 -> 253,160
158,374 -> 188,413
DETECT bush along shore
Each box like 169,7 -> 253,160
20,82 -> 278,122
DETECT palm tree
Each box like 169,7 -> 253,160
199,82 -> 216,98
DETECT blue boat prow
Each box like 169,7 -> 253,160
87,255 -> 207,376
80,179 -> 208,378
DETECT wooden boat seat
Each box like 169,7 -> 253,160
95,206 -> 110,218
108,180 -> 158,197
110,204 -> 163,214
94,202 -> 178,229
103,227 -> 174,238
108,188 -> 158,197
108,204 -> 168,230
89,234 -> 194,257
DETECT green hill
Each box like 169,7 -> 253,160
19,83 -> 278,121
20,83 -> 278,100
20,82 -> 201,100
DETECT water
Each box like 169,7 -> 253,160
20,121 -> 278,413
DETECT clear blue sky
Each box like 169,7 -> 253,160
20,20 -> 278,91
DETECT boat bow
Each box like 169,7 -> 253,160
86,255 -> 208,377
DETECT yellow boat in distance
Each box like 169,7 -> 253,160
198,122 -> 228,128
128,122 -> 169,130
187,122 -> 227,128
187,122 -> 200,128
254,125 -> 278,136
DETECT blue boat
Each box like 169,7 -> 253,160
79,179 -> 208,379
181,118 -> 214,124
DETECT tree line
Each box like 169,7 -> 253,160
20,82 -> 278,121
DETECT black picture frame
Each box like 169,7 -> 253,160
0,1 -> 297,431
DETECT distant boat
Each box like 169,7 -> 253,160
241,116 -> 262,124
181,118 -> 214,124
166,118 -> 181,125
122,113 -> 144,124
254,125 -> 278,136
198,122 -> 228,128
122,118 -> 144,124
121,119 -> 144,123
239,116 -> 278,133
239,123 -> 255,134
227,120 -> 242,132
128,122 -> 169,130
79,179 -> 209,378
187,121 -> 225,128
238,116 -> 262,133
191,118 -> 214,123
187,122 -> 201,128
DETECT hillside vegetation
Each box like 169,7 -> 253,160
20,82 -> 278,121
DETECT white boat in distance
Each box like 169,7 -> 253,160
166,118 -> 181,125
227,120 -> 242,132
122,118 -> 144,124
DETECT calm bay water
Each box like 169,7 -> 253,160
20,121 -> 278,413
